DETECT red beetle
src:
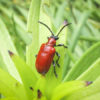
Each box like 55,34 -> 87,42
35,21 -> 71,77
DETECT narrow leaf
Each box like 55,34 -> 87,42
26,0 -> 41,73
51,81 -> 91,100
0,5 -> 31,45
63,42 -> 100,82
63,11 -> 90,78
77,58 -> 100,81
0,17 -> 20,81
10,53 -> 38,100
66,77 -> 100,100
82,92 -> 100,100
0,68 -> 28,100
27,0 -> 41,32
0,97 -> 17,100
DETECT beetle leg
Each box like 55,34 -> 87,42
56,43 -> 68,48
47,37 -> 50,39
52,60 -> 58,77
56,52 -> 60,68
35,54 -> 37,58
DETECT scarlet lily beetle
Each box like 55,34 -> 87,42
35,21 -> 71,77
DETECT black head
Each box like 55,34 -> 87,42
50,35 -> 59,40
38,21 -> 71,40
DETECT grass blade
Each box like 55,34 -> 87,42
9,52 -> 38,100
66,77 -> 100,100
63,11 -> 90,78
63,42 -> 100,82
0,68 -> 28,100
27,0 -> 41,33
51,81 -> 91,100
0,5 -> 31,45
26,0 -> 41,72
82,92 -> 100,100
77,58 -> 100,81
0,17 -> 21,81
0,97 -> 17,100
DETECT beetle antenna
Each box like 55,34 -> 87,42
56,23 -> 71,37
38,21 -> 54,36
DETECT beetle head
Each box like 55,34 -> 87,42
50,35 -> 59,40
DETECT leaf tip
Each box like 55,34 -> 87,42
8,50 -> 14,57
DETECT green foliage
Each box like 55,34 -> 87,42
0,68 -> 28,100
66,77 -> 100,100
63,42 -> 100,81
51,81 -> 87,100
26,0 -> 41,72
0,0 -> 100,100
77,58 -> 100,81
11,53 -> 38,100
63,11 -> 90,77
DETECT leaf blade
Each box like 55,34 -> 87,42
77,58 -> 100,81
63,42 -> 100,82
0,68 -> 28,100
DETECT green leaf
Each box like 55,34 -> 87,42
51,81 -> 89,100
0,5 -> 26,31
80,92 -> 100,100
26,0 -> 41,72
32,76 -> 46,99
66,77 -> 100,100
54,1 -> 67,28
26,0 -> 51,76
0,5 -> 31,45
15,5 -> 28,19
0,17 -> 21,81
77,58 -> 100,81
10,53 -> 38,100
0,68 -> 28,100
79,36 -> 100,42
63,42 -> 100,82
27,0 -> 41,33
15,25 -> 32,45
0,53 -> 7,71
82,92 -> 100,100
0,97 -> 17,100
41,21 -> 68,99
0,18 -> 17,53
63,11 -> 90,78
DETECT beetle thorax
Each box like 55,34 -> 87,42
47,38 -> 56,46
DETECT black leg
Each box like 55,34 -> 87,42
56,52 -> 60,68
52,60 -> 58,77
35,54 -> 37,58
47,37 -> 50,39
56,43 -> 68,48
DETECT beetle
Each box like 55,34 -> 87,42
35,21 -> 71,77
